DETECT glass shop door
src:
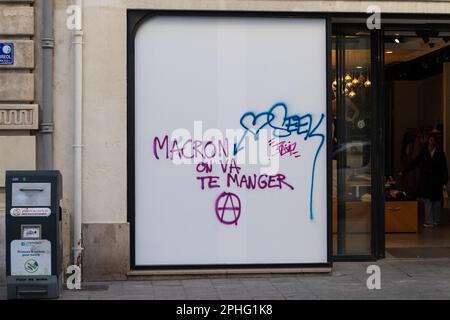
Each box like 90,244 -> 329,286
332,25 -> 385,260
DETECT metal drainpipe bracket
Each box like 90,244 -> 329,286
73,30 -> 84,44
42,38 -> 55,49
41,122 -> 55,134
73,246 -> 85,253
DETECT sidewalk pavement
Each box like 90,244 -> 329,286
1,258 -> 450,300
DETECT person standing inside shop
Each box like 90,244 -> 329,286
400,133 -> 449,228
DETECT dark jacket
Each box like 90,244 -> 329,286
404,146 -> 449,201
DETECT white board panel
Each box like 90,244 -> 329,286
134,16 -> 328,266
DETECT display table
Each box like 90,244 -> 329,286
385,201 -> 418,233
332,200 -> 418,233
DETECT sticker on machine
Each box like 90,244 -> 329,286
10,208 -> 51,218
10,240 -> 52,276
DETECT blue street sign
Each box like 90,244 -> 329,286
0,43 -> 14,65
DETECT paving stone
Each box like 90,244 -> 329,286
217,293 -> 253,300
248,290 -> 283,299
186,294 -> 220,300
269,277 -> 302,285
211,278 -> 243,285
152,280 -> 183,287
182,279 -> 214,289
183,287 -> 217,298
271,283 -> 309,296
154,287 -> 187,300
251,296 -> 285,301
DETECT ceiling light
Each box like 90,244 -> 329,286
356,66 -> 363,69
386,51 -> 393,54
395,38 -> 400,44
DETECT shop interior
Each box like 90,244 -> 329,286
332,27 -> 450,258
384,30 -> 450,258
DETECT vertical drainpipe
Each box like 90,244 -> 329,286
73,0 -> 84,266
41,0 -> 54,170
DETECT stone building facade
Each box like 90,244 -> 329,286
0,0 -> 38,283
1,0 -> 450,282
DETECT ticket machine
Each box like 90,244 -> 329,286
5,171 -> 63,299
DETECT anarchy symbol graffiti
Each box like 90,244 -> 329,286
215,192 -> 242,226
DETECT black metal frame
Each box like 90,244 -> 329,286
332,24 -> 385,261
372,27 -> 386,260
334,27 -> 346,256
332,18 -> 450,262
128,10 -> 450,269
127,10 -> 333,270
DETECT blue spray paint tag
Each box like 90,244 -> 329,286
0,43 -> 14,65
